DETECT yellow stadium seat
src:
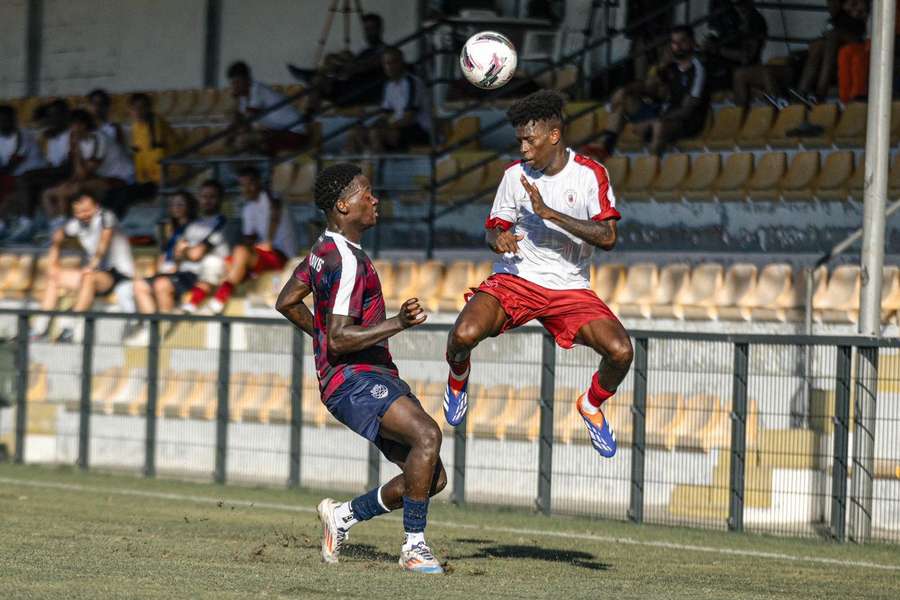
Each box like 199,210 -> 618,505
154,90 -> 177,117
168,89 -> 197,118
473,260 -> 492,285
674,111 -> 713,151
613,263 -> 659,317
287,160 -> 316,203
746,152 -> 787,201
713,263 -> 757,320
812,150 -> 855,201
645,394 -> 683,448
617,122 -> 644,152
651,153 -> 690,201
736,105 -> 775,148
644,263 -> 691,320
387,261 -> 419,310
834,102 -> 867,147
713,152 -> 754,201
846,155 -> 866,201
671,394 -> 724,451
879,266 -> 900,321
499,386 -> 540,441
189,88 -> 220,118
814,265 -> 861,323
705,106 -> 745,150
780,151 -> 821,201
601,155 -> 628,192
415,260 -> 445,310
565,102 -> 597,146
271,161 -> 296,197
552,387 -> 584,444
681,153 -> 722,201
444,116 -> 480,151
470,385 -> 512,439
372,260 -> 395,298
0,254 -> 33,299
676,263 -> 726,320
592,263 -> 625,304
621,155 -> 659,201
767,104 -> 807,148
802,103 -> 839,147
435,260 -> 474,312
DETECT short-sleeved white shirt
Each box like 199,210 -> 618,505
0,129 -> 47,175
78,131 -> 135,183
178,214 -> 230,274
486,149 -> 620,290
241,190 -> 298,258
44,130 -> 71,167
381,74 -> 431,133
63,208 -> 135,277
238,81 -> 306,134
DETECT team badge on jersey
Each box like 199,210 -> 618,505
565,189 -> 577,208
371,384 -> 389,399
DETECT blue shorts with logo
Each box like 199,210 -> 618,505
324,372 -> 421,457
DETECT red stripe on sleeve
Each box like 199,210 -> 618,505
485,217 -> 514,231
574,153 -> 622,222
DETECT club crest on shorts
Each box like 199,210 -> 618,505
565,189 -> 577,207
371,384 -> 389,399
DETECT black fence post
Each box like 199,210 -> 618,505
143,320 -> 160,478
831,344 -> 852,542
537,332 -> 556,515
629,337 -> 648,524
78,317 -> 95,471
289,329 -> 304,488
14,314 -> 29,464
452,415 -> 467,505
728,342 -> 749,532
214,322 -> 230,484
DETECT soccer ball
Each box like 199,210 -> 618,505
459,31 -> 518,90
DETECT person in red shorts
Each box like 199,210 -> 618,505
190,165 -> 298,314
443,90 -> 633,458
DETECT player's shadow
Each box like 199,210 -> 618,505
450,543 -> 611,571
341,543 -> 396,563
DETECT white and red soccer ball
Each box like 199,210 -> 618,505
459,31 -> 518,90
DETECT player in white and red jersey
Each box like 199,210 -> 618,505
443,91 -> 633,458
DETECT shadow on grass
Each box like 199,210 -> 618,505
342,543 -> 396,563
450,544 -> 611,571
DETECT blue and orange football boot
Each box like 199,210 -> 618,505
443,370 -> 469,427
399,541 -> 444,574
576,393 -> 617,458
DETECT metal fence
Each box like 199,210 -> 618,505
1,309 -> 899,544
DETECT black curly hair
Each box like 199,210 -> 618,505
506,90 -> 565,129
314,163 -> 363,213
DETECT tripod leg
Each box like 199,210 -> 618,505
313,0 -> 340,69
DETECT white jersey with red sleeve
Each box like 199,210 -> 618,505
485,149 -> 620,290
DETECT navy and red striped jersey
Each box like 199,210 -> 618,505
293,231 -> 398,401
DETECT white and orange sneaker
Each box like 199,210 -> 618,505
317,498 -> 349,564
398,541 -> 444,574
577,393 -> 617,458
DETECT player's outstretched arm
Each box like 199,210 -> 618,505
520,175 -> 617,250
486,228 -> 524,254
276,276 -> 315,337
326,298 -> 426,355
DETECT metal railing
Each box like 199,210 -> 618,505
1,307 -> 899,543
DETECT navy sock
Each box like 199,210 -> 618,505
402,496 -> 429,533
350,486 -> 389,522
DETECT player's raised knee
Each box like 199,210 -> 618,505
415,419 -> 442,457
608,336 -> 634,370
449,321 -> 482,351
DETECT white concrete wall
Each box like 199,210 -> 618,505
0,0 -> 28,98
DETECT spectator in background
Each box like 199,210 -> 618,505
37,99 -> 72,172
595,25 -> 709,157
184,166 -> 296,314
41,110 -> 135,230
836,0 -> 899,103
625,0 -> 675,81
87,89 -> 126,148
31,190 -> 135,343
128,93 -> 181,186
288,13 -> 387,112
792,0 -> 870,104
345,47 -> 431,153
227,61 -> 308,155
179,179 -> 230,314
0,105 -> 47,241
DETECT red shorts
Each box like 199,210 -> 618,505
227,246 -> 288,276
468,273 -> 620,349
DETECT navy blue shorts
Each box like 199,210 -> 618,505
324,372 -> 420,457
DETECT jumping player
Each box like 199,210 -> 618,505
443,90 -> 633,457
276,163 -> 446,573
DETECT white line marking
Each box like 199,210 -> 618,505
2,476 -> 898,572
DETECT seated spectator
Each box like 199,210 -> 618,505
625,0 -> 675,82
184,166 -> 297,314
128,92 -> 181,186
87,89 -> 126,148
792,0 -> 869,104
37,99 -> 72,172
179,179 -> 231,313
595,25 -> 709,157
41,109 -> 135,230
345,47 -> 431,152
31,190 -> 135,343
836,0 -> 899,103
227,61 -> 308,155
288,12 -> 387,112
0,104 -> 47,241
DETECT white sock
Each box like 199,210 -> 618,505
580,394 -> 599,415
404,531 -> 425,549
333,501 -> 358,530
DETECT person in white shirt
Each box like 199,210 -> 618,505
33,190 -> 135,342
41,109 -> 135,229
442,91 -> 632,460
87,89 -> 126,149
227,61 -> 308,155
0,105 -> 47,240
345,47 -> 431,153
186,167 -> 296,314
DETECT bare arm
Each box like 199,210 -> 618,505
275,276 -> 315,337
326,298 -> 426,356
520,175 -> 618,251
47,228 -> 65,273
86,227 -> 114,270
